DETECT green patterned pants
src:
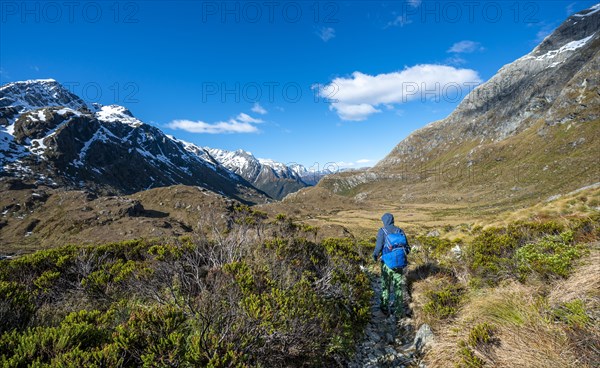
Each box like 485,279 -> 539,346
380,263 -> 405,315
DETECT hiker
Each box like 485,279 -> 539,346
373,213 -> 411,316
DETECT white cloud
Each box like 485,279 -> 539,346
566,2 -> 576,15
317,27 -> 336,42
319,64 -> 482,121
334,103 -> 382,121
251,102 -> 267,115
334,159 -> 374,169
167,120 -> 257,134
235,113 -> 263,124
445,56 -> 467,65
167,112 -> 263,134
447,40 -> 483,53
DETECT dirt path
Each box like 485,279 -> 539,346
348,267 -> 421,368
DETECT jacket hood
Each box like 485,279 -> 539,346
381,213 -> 394,226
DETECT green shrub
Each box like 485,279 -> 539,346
468,322 -> 497,347
516,231 -> 584,280
0,281 -> 35,333
464,221 -> 570,285
414,235 -> 461,266
423,282 -> 465,320
0,310 -> 111,367
322,237 -> 361,262
113,305 -> 188,367
456,340 -> 486,368
0,213 -> 371,367
465,228 -> 519,284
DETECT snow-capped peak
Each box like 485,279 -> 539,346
0,78 -> 87,113
258,158 -> 289,172
0,79 -> 57,88
94,104 -> 143,127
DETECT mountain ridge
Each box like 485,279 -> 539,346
0,80 -> 270,203
204,147 -> 310,200
316,4 -> 599,209
0,80 -> 328,202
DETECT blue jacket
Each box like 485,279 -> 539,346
373,213 -> 410,259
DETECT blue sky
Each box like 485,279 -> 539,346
1,0 -> 598,170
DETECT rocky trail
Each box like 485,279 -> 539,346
349,267 -> 432,368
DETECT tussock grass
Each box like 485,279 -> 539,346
425,283 -> 587,368
422,244 -> 600,368
548,244 -> 600,305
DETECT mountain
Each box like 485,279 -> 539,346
288,163 -> 338,186
318,5 -> 600,209
0,79 -> 268,203
205,148 -> 309,200
203,148 -> 340,199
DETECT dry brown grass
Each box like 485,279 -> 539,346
424,283 -> 586,368
487,185 -> 600,228
548,244 -> 600,305
0,185 -> 236,253
421,243 -> 600,368
408,272 -> 460,331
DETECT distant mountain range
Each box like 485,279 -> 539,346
318,4 -> 600,208
0,80 -> 330,202
205,148 -> 338,199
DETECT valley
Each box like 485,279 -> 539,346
0,3 -> 599,368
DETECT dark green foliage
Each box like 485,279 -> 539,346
467,323 -> 497,347
113,305 -> 188,367
0,215 -> 370,367
455,323 -> 498,367
414,235 -> 459,264
463,220 -> 578,285
0,310 -> 116,367
456,340 -> 486,368
423,282 -> 465,320
0,281 -> 35,334
516,231 -> 585,280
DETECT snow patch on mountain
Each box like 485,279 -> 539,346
573,3 -> 600,17
524,33 -> 596,67
73,126 -> 118,167
94,105 -> 143,127
27,120 -> 69,156
0,79 -> 87,113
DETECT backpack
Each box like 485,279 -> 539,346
381,228 -> 408,270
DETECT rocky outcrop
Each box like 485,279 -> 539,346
0,79 -> 87,112
13,107 -> 80,144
